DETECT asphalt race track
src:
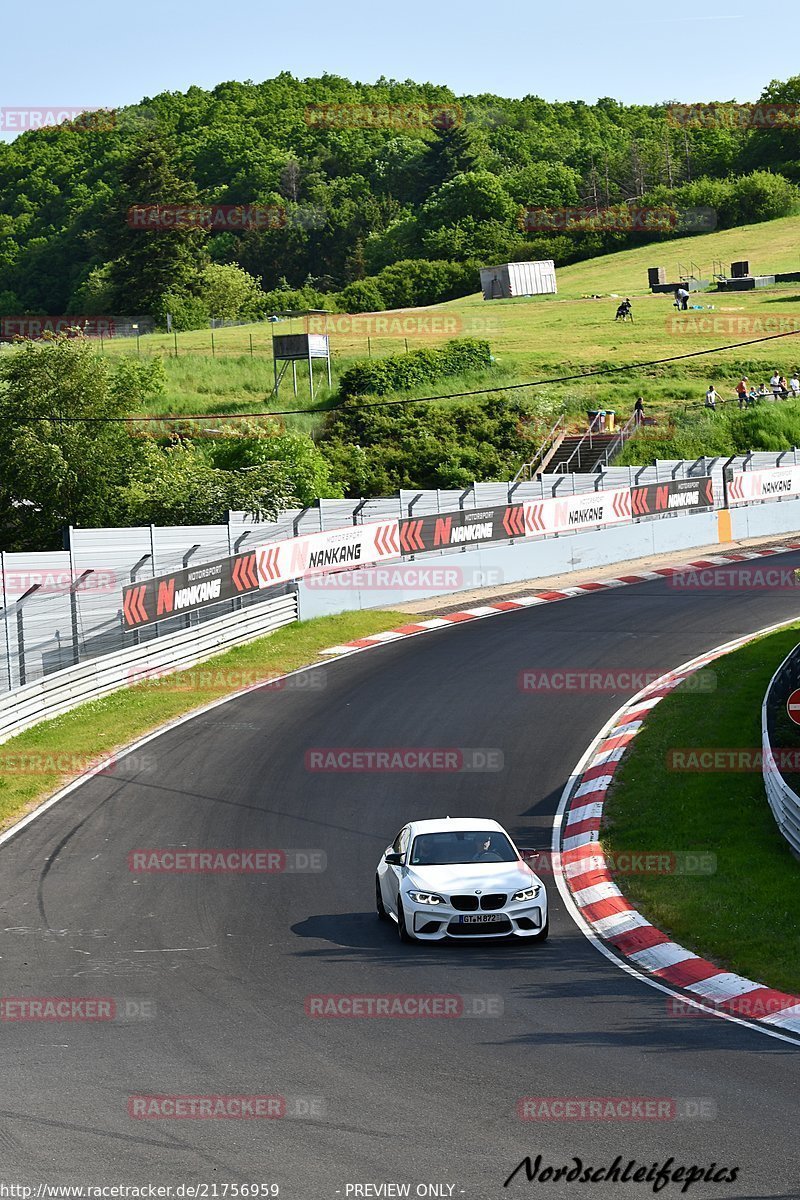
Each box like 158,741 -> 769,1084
1,551 -> 800,1200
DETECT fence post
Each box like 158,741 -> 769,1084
69,570 -> 93,666
15,584 -> 41,686
1,552 -> 11,690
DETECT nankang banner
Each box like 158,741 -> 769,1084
399,506 -> 521,554
630,477 -> 714,516
256,520 -> 400,589
122,551 -> 259,630
726,466 -> 800,505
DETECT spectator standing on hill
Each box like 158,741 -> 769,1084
736,377 -> 748,409
770,370 -> 783,398
676,286 -> 690,311
758,382 -> 770,397
747,385 -> 759,406
779,374 -> 789,398
634,397 -> 645,425
705,385 -> 720,411
790,373 -> 800,397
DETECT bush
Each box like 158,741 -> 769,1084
336,279 -> 386,313
337,337 -> 492,399
319,394 -> 543,496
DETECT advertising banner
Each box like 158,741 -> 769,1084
122,551 -> 258,630
522,487 -> 632,536
631,477 -> 714,516
727,467 -> 800,505
398,506 -> 525,553
256,521 -> 400,589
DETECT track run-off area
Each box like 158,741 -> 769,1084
1,550 -> 800,1199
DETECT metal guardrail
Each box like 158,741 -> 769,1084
762,643 -> 800,859
0,591 -> 298,747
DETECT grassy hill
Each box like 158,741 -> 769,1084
96,213 -> 800,429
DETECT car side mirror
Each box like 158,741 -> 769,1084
518,848 -> 538,862
384,851 -> 404,866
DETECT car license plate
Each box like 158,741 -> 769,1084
460,913 -> 504,924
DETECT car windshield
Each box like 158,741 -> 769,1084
409,830 -> 518,866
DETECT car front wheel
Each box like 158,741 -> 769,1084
376,876 -> 389,921
397,899 -> 414,943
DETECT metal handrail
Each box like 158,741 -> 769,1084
555,410 -> 605,474
595,410 -> 638,469
511,413 -> 566,483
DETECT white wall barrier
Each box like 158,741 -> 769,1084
762,644 -> 800,859
3,463 -> 800,749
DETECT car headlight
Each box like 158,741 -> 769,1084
408,891 -> 446,905
513,885 -> 541,902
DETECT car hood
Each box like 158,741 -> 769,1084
404,862 -> 541,894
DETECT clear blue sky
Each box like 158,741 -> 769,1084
0,0 -> 797,140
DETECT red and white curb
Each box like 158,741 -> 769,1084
318,543 -> 800,656
555,625 -> 800,1045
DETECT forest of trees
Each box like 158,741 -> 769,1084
2,73 -> 800,325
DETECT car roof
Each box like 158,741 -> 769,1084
406,817 -> 506,836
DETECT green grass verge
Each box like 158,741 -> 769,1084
603,623 -> 800,994
0,608 -> 414,836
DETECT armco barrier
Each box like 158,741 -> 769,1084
0,591 -> 297,746
762,643 -> 800,858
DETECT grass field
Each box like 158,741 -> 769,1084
94,214 -> 800,430
0,609 -> 413,836
603,624 -> 800,994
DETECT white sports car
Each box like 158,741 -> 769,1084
376,817 -> 548,943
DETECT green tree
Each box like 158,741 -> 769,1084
122,439 -> 298,525
0,334 -> 149,547
199,262 -> 267,320
104,132 -> 209,315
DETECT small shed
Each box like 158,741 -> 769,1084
479,260 -> 557,301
